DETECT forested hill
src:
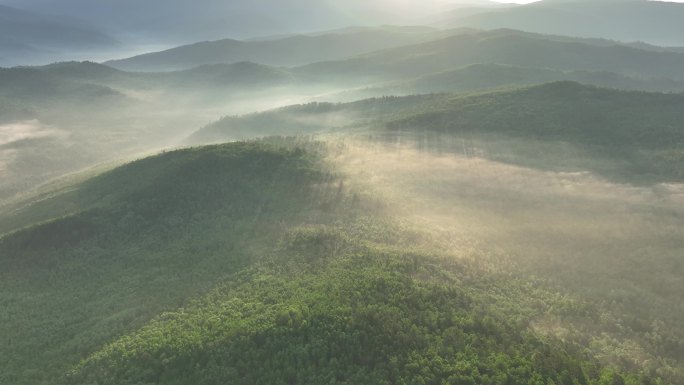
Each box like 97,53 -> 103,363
190,82 -> 684,184
295,29 -> 684,82
352,63 -> 684,98
1,139 -> 676,385
0,140 -> 335,384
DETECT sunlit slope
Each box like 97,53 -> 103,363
47,141 -> 681,385
2,139 -> 681,384
65,225 -> 635,385
0,61 -> 299,203
191,82 -> 684,183
0,140 -> 336,385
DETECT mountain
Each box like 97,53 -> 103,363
1,0 -> 455,44
0,140 -> 337,384
0,63 -> 125,105
444,0 -> 684,46
104,27 -> 455,72
339,63 -> 684,100
6,35 -> 684,203
0,4 -> 117,67
2,139 -> 681,385
294,29 -> 684,84
191,82 -> 684,184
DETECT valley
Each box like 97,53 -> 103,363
1,1 -> 683,384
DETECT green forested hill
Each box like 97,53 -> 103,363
191,82 -> 684,183
1,139 -> 678,385
0,140 -> 336,384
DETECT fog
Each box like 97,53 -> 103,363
2,2 -> 684,383
0,75 -> 367,205
329,137 -> 684,372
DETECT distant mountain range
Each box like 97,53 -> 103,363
105,27 -> 684,84
0,0 -> 455,43
5,27 -> 684,203
443,0 -> 684,46
5,0 -> 684,67
0,4 -> 117,66
344,63 -> 684,99
294,29 -> 684,82
105,27 -> 458,72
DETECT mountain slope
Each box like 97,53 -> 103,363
0,60 -> 302,203
446,0 -> 684,46
295,29 -> 684,83
191,82 -> 684,184
0,140 -> 337,385
342,63 -> 684,99
2,140 -> 676,385
104,27 -> 453,72
0,4 -> 117,66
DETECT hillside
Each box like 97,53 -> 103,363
0,60 -> 302,204
3,2 -> 684,385
342,63 -> 684,99
295,29 -> 684,83
191,82 -> 684,184
2,139 -> 682,385
0,63 -> 127,110
105,27 -> 453,72
0,140 -> 337,384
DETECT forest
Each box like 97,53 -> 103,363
1,1 -> 684,384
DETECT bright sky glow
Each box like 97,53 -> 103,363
489,0 -> 684,3
490,0 -> 540,3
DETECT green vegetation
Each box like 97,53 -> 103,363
192,82 -> 684,183
0,139 -> 336,384
3,15 -> 684,385
187,95 -> 445,142
1,140 -> 682,384
384,82 -> 684,183
351,64 -> 684,99
65,224 -> 644,385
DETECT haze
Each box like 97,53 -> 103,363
1,1 -> 683,385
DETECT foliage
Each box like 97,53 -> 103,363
191,82 -> 684,183
0,139 -> 336,385
65,223 -> 646,385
